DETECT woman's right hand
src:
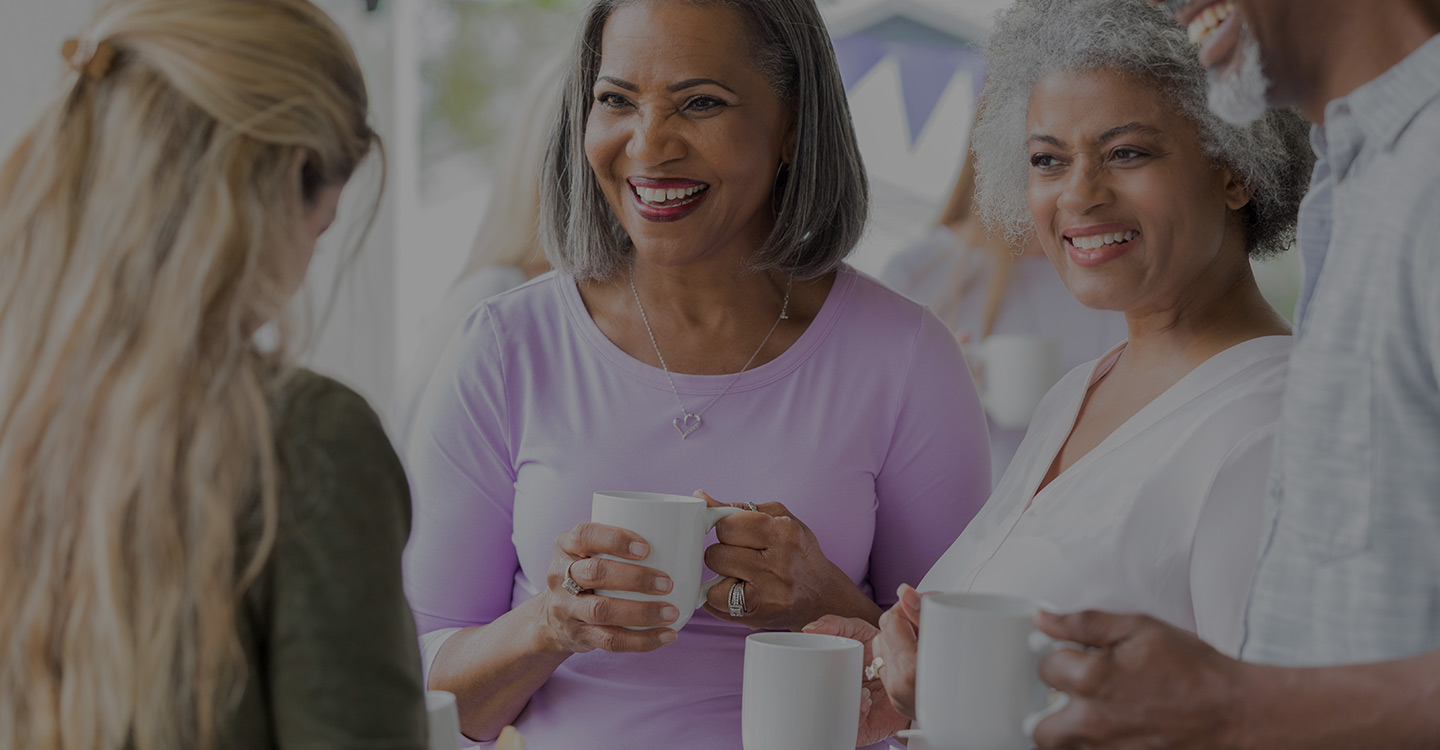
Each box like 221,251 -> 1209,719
873,584 -> 926,720
540,522 -> 681,654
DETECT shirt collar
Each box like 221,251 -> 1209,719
1331,32 -> 1440,153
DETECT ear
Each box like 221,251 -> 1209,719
1220,165 -> 1251,211
781,107 -> 798,165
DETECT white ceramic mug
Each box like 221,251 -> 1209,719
742,632 -> 863,750
425,690 -> 461,750
899,593 -> 1069,750
591,491 -> 744,631
974,335 -> 1060,430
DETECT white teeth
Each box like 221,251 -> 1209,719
1187,0 -> 1233,45
1070,231 -> 1138,250
633,184 -> 706,206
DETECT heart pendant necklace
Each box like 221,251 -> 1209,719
629,265 -> 792,439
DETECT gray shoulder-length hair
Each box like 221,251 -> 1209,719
540,0 -> 869,281
971,0 -> 1313,257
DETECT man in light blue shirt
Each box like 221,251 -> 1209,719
1032,0 -> 1440,747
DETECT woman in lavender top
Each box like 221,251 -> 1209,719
401,0 -> 992,746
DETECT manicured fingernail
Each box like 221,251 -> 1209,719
897,583 -> 911,598
655,576 -> 673,593
693,490 -> 707,498
661,605 -> 680,623
802,622 -> 818,632
630,541 -> 649,558
862,687 -> 872,702
659,629 -> 678,644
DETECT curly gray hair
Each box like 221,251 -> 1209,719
971,0 -> 1313,257
541,0 -> 869,281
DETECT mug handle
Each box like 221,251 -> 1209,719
696,505 -> 746,609
1021,631 -> 1085,741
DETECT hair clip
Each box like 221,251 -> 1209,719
61,37 -> 117,81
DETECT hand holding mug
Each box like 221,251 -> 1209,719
540,521 -> 679,654
697,491 -> 880,631
873,584 -> 925,720
1029,610 -> 1243,749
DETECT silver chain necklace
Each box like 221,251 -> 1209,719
628,265 -> 792,439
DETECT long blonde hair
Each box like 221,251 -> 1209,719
0,2 -> 376,748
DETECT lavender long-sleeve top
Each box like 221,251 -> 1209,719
403,267 -> 990,749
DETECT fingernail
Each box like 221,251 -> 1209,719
896,583 -> 911,598
659,629 -> 678,644
655,577 -> 673,593
630,541 -> 649,558
693,489 -> 707,498
661,605 -> 680,623
862,687 -> 872,702
802,622 -> 817,632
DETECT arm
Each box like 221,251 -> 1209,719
265,376 -> 427,749
404,307 -> 675,742
1031,610 -> 1440,749
869,310 -> 991,608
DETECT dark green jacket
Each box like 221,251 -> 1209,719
225,370 -> 427,749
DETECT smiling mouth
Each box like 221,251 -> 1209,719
1066,230 -> 1139,250
631,183 -> 709,209
1184,0 -> 1234,47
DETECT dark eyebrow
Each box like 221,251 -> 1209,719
668,78 -> 737,95
1027,134 -> 1066,149
596,76 -> 638,91
1096,122 -> 1163,144
594,76 -> 737,95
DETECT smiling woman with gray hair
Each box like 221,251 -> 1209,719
401,0 -> 991,746
806,0 -> 1315,743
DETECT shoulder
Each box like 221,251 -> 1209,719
270,369 -> 408,524
839,266 -> 935,331
1173,337 -> 1292,449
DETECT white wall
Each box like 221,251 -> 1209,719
1,0 -> 405,424
0,0 -> 100,152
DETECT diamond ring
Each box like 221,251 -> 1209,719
728,580 -> 748,617
865,656 -> 885,680
561,558 -> 585,596
742,502 -> 759,512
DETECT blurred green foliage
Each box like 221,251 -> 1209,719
420,0 -> 587,174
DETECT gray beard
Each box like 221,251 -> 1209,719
1207,28 -> 1271,125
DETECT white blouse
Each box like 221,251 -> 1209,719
918,335 -> 1292,655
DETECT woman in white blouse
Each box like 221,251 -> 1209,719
807,0 -> 1315,742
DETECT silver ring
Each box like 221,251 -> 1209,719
865,656 -> 886,681
742,502 -> 759,512
728,580 -> 747,618
561,559 -> 584,596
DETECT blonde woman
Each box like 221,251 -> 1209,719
393,60 -> 562,449
0,1 -> 426,748
881,143 -> 1128,485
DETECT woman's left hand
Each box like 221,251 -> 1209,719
803,614 -> 912,746
697,491 -> 883,631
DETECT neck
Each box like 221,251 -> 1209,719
1120,261 -> 1289,371
1297,1 -> 1440,122
627,255 -> 790,328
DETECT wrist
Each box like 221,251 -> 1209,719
1225,659 -> 1279,750
520,594 -> 573,656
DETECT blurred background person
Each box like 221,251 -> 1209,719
0,1 -> 427,748
393,58 -> 562,450
882,139 -> 1128,485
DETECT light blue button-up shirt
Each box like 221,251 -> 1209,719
1241,33 -> 1440,666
